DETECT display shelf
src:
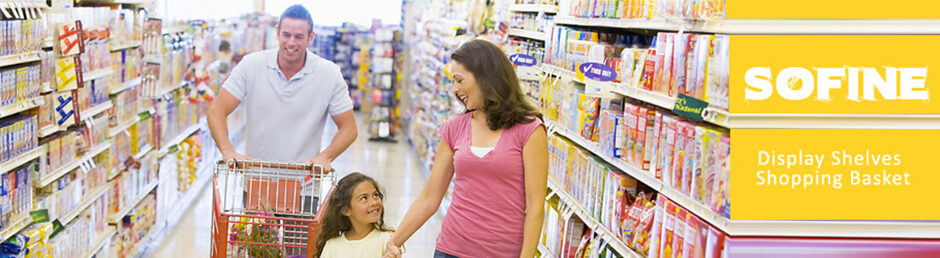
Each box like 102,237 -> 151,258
135,144 -> 153,160
110,40 -> 142,51
541,64 -> 576,81
554,16 -> 688,31
40,124 -> 61,137
110,77 -> 142,94
547,176 -> 641,258
109,107 -> 154,137
696,19 -> 940,35
154,80 -> 189,98
164,163 -> 211,231
544,121 -> 732,232
0,52 -> 41,68
109,117 -> 139,137
508,28 -> 547,41
108,180 -> 159,224
82,226 -> 117,258
38,141 -> 113,187
40,82 -> 53,93
508,4 -> 558,13
80,102 -> 113,120
0,147 -> 44,175
59,184 -> 111,225
157,123 -> 201,157
609,86 -> 729,128
82,69 -> 114,82
0,97 -> 43,119
0,214 -> 31,242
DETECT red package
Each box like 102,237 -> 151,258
247,177 -> 302,213
631,195 -> 658,254
622,192 -> 648,243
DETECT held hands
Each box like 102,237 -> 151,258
306,154 -> 334,173
383,240 -> 403,258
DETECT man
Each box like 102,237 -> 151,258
208,4 -> 357,172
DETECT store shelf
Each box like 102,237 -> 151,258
0,97 -> 43,119
0,214 -> 31,242
110,40 -> 142,51
135,144 -> 153,160
109,108 -> 154,137
38,141 -> 113,187
554,16 -> 940,35
110,77 -> 142,94
164,163 -> 212,230
40,124 -> 62,138
547,176 -> 642,258
43,38 -> 53,49
158,123 -> 201,157
508,28 -> 547,41
545,121 -> 732,232
82,69 -> 114,82
541,64 -> 576,81
153,80 -> 189,98
80,102 -> 113,120
695,19 -> 940,35
108,180 -> 159,224
0,52 -> 41,68
82,226 -> 117,258
609,86 -> 729,128
714,113 -> 940,130
508,4 -> 558,13
59,184 -> 111,225
40,82 -> 53,93
0,147 -> 45,175
554,16 -> 689,31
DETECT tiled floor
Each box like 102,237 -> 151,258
148,117 -> 444,257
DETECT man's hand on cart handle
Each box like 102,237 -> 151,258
222,151 -> 255,168
307,154 -> 335,173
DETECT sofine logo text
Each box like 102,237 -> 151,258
744,67 -> 929,101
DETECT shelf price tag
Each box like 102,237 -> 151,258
138,110 -> 152,120
167,144 -> 179,154
578,62 -> 619,99
672,94 -> 708,121
29,209 -> 49,223
49,220 -> 65,239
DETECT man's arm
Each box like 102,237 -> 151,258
208,89 -> 251,161
307,110 -> 357,172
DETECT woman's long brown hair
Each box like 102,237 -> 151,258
315,172 -> 392,257
451,39 -> 543,130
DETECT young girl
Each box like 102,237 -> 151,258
316,172 -> 395,258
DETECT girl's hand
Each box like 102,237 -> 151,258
383,241 -> 402,258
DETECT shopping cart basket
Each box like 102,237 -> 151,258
211,160 -> 336,258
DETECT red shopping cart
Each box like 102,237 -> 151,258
211,160 -> 336,258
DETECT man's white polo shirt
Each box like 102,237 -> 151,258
222,49 -> 353,162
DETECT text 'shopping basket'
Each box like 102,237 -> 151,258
214,160 -> 335,217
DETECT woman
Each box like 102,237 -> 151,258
385,39 -> 548,258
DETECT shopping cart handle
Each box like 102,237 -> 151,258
217,159 -> 335,174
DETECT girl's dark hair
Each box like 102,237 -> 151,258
451,39 -> 542,130
315,172 -> 392,257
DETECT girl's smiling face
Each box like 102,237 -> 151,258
342,181 -> 384,225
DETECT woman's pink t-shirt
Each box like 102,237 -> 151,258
435,113 -> 544,257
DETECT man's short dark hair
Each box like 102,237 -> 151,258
278,4 -> 314,34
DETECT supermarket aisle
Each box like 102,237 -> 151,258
147,117 -> 444,257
